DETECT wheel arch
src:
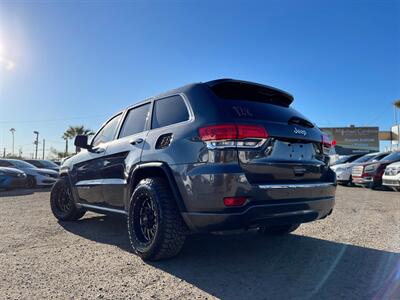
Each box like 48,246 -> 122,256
128,162 -> 186,212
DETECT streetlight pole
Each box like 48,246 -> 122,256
394,100 -> 400,150
42,139 -> 45,160
9,128 -> 16,156
33,131 -> 39,159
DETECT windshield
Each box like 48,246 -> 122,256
352,154 -> 377,164
10,160 -> 37,169
381,151 -> 400,162
333,156 -> 352,165
39,160 -> 59,168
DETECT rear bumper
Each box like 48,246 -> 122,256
171,164 -> 336,232
182,196 -> 335,232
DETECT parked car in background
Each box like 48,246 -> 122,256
0,167 -> 27,190
352,151 -> 400,189
24,159 -> 60,172
331,152 -> 385,186
0,159 -> 59,188
51,160 -> 61,166
330,154 -> 366,166
382,161 -> 400,191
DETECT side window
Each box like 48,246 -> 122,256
92,114 -> 122,147
119,103 -> 151,138
152,95 -> 189,129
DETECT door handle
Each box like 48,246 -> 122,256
130,138 -> 144,145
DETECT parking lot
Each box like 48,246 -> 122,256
0,186 -> 399,299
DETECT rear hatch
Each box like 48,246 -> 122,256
207,79 -> 330,184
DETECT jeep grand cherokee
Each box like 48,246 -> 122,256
50,79 -> 336,260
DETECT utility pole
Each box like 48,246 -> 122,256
10,128 -> 16,156
3,147 -> 5,158
42,139 -> 45,159
394,100 -> 400,150
33,131 -> 39,159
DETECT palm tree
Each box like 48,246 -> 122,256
394,100 -> 400,148
62,125 -> 95,155
62,132 -> 70,156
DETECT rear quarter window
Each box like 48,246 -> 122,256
152,95 -> 190,129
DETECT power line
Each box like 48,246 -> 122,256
0,114 -> 107,124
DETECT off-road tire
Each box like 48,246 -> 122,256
259,223 -> 300,235
127,178 -> 187,261
50,178 -> 86,221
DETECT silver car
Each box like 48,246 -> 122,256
0,159 -> 59,188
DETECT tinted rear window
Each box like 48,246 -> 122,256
220,99 -> 312,125
209,81 -> 293,107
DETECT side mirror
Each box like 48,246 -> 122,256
74,135 -> 91,150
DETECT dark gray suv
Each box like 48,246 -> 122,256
50,79 -> 336,260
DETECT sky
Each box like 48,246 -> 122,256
0,0 -> 399,158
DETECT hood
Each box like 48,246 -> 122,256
386,161 -> 400,168
36,168 -> 59,175
331,162 -> 357,170
23,167 -> 58,176
0,167 -> 26,176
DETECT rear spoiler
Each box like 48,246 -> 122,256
205,78 -> 294,107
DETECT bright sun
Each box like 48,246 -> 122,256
0,42 -> 15,71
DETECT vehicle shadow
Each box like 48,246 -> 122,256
61,215 -> 400,300
60,215 -> 132,252
0,187 -> 51,197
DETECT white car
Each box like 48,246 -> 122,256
330,152 -> 383,186
0,159 -> 59,188
382,162 -> 400,191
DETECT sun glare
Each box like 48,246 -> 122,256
0,42 -> 15,71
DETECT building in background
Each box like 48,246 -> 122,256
321,126 -> 379,155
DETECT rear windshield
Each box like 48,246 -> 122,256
353,154 -> 379,163
219,99 -> 313,125
209,81 -> 293,107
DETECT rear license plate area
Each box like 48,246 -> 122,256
271,141 -> 313,161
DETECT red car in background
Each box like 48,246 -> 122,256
352,151 -> 400,189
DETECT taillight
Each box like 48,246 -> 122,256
322,134 -> 335,154
198,124 -> 237,141
199,124 -> 268,149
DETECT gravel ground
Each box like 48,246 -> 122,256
0,186 -> 399,300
